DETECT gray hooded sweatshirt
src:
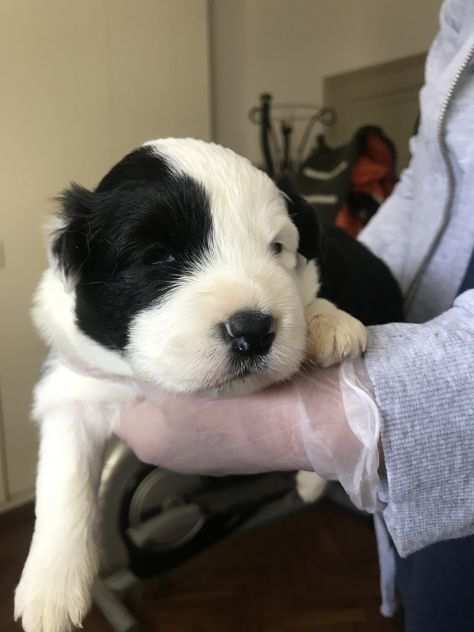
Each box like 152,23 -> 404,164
357,0 -> 474,614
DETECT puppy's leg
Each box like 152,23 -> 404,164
296,470 -> 327,503
305,298 -> 367,368
14,368 -> 121,632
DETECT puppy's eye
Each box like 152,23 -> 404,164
270,241 -> 284,255
143,246 -> 176,266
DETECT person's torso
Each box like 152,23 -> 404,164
393,1 -> 474,321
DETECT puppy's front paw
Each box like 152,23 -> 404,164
296,471 -> 327,503
306,300 -> 367,368
15,543 -> 97,632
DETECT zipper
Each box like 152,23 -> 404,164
405,43 -> 474,312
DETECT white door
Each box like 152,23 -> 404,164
0,0 -> 211,504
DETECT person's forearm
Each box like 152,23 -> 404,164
117,361 -> 383,512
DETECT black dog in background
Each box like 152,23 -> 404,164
280,176 -> 404,327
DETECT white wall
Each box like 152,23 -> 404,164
0,0 -> 211,504
211,0 -> 442,162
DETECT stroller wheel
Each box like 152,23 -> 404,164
98,439 -> 206,576
126,469 -> 206,552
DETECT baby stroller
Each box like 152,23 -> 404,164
94,440 -> 323,631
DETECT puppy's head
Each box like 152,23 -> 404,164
34,139 -> 320,394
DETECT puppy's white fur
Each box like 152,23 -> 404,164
16,139 -> 366,632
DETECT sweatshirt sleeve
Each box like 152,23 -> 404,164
365,290 -> 474,557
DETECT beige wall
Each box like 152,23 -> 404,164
211,0 -> 442,163
0,398 -> 6,504
0,0 -> 211,502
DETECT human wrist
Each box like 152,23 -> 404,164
295,365 -> 349,480
295,359 -> 382,512
338,358 -> 382,511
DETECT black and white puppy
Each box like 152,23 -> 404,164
15,139 -> 402,632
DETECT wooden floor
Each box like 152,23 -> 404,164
2,500 -> 401,632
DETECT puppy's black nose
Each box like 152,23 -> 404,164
222,310 -> 275,357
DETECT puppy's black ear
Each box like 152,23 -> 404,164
277,176 -> 321,261
51,183 -> 96,280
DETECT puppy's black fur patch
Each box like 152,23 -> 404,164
53,146 -> 213,350
319,226 -> 404,325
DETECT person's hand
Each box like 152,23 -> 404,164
115,361 -> 381,511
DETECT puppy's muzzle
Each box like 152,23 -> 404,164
220,310 -> 276,358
